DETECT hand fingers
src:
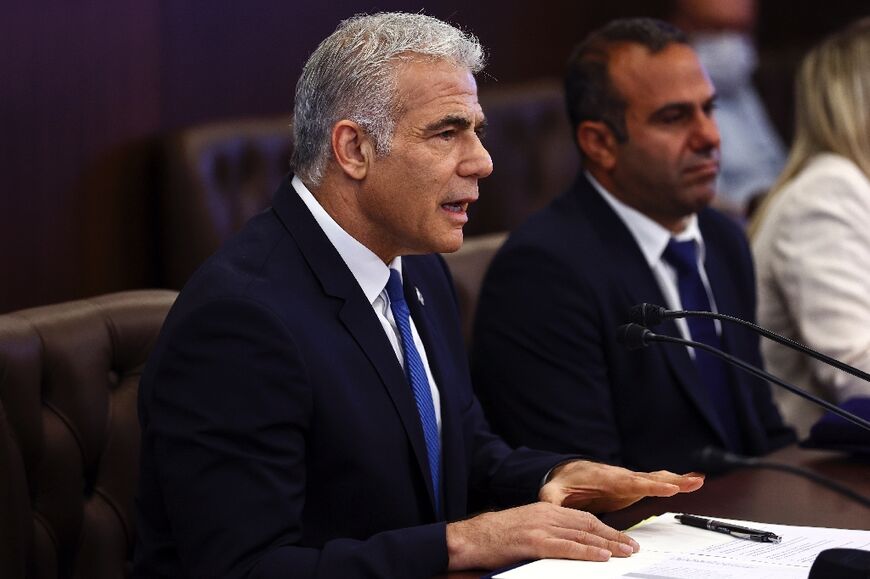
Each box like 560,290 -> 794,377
447,503 -> 642,571
552,507 -> 640,553
558,462 -> 697,497
544,476 -> 678,507
549,526 -> 637,558
643,470 -> 705,492
535,510 -> 639,562
603,474 -> 682,498
539,463 -> 704,515
600,470 -> 704,497
537,537 -> 613,562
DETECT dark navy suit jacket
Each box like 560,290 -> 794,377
134,176 -> 566,578
471,173 -> 794,474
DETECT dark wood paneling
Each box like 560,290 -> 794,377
155,1 -> 665,130
1,0 -> 866,312
1,2 -> 161,312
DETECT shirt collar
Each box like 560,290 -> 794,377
585,170 -> 705,266
291,175 -> 400,304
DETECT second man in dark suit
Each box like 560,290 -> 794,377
472,18 -> 794,474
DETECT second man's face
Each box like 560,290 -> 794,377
358,59 -> 493,261
608,43 -> 721,232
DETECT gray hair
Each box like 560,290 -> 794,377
291,12 -> 485,185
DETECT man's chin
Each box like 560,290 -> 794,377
690,185 -> 717,210
435,230 -> 465,254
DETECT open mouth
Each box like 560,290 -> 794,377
442,201 -> 469,213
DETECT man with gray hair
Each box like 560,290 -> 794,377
134,13 -> 702,578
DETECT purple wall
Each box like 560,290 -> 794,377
1,0 -> 865,311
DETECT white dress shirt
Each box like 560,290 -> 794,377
292,176 -> 442,431
587,171 -> 722,347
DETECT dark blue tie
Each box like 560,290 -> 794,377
385,269 -> 441,515
662,239 -> 742,452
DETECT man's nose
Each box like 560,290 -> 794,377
459,136 -> 494,179
690,113 -> 721,153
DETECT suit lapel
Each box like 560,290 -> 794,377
271,177 -> 438,515
573,177 -> 731,446
335,298 -> 439,514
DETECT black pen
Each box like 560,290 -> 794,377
675,514 -> 782,543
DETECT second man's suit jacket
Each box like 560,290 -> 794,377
134,176 -> 567,579
471,173 -> 794,474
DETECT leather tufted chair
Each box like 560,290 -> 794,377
441,232 -> 508,348
161,116 -> 294,289
159,80 -> 577,288
0,290 -> 177,579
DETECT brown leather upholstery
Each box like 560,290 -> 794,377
0,290 -> 177,579
442,232 -> 508,347
161,116 -> 294,288
159,80 -> 577,289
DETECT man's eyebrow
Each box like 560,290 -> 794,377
649,102 -> 693,119
423,115 -> 474,133
650,94 -> 718,120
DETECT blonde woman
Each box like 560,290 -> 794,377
750,19 -> 870,438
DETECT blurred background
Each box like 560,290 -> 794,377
2,0 -> 868,313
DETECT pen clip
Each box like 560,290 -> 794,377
733,531 -> 782,543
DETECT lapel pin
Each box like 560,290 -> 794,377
415,286 -> 425,306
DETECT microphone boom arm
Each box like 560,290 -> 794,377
649,332 -> 870,434
698,447 -> 870,508
664,307 -> 870,384
746,459 -> 870,508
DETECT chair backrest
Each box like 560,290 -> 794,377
158,79 -> 576,288
161,116 -> 294,288
442,232 -> 508,348
0,290 -> 177,579
470,79 -> 577,236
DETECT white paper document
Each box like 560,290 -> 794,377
494,512 -> 870,579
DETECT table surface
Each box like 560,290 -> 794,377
438,445 -> 870,578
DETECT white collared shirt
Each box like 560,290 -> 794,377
291,176 -> 441,431
586,171 -> 722,347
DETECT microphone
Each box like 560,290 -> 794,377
615,324 -> 870,434
692,445 -> 870,508
616,322 -> 654,350
629,303 -> 670,327
628,303 -> 870,385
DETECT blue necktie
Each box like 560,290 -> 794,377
385,269 -> 441,515
662,239 -> 742,452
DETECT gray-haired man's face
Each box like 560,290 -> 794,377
353,59 -> 493,261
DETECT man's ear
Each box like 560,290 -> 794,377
331,120 -> 374,180
576,121 -> 618,170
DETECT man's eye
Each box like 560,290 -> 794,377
475,127 -> 487,141
437,130 -> 456,140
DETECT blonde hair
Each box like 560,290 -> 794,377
749,18 -> 870,237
